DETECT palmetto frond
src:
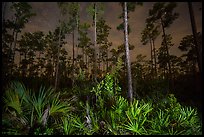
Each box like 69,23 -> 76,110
49,93 -> 71,116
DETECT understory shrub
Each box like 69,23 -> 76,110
2,75 -> 202,135
147,94 -> 202,135
2,81 -> 72,135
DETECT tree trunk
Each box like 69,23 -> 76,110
72,29 -> 75,87
76,15 -> 79,60
82,48 -> 85,67
160,17 -> 173,92
98,52 -> 101,73
54,25 -> 62,91
85,53 -> 88,73
188,2 -> 201,74
106,47 -> 109,73
72,30 -> 75,67
103,58 -> 105,76
52,57 -> 55,78
124,2 -> 133,103
149,36 -> 153,78
2,2 -> 7,24
93,3 -> 98,83
152,39 -> 157,77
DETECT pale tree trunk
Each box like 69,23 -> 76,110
72,29 -> 75,87
149,36 -> 153,78
106,48 -> 109,73
72,30 -> 75,67
103,58 -> 105,76
85,53 -> 88,73
54,24 -> 62,91
98,52 -> 101,73
75,11 -> 79,69
93,3 -> 98,83
52,57 -> 55,78
152,39 -> 157,77
76,13 -> 79,60
124,2 -> 133,103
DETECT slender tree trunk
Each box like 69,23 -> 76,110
124,2 -> 133,103
160,17 -> 173,92
76,11 -> 79,69
188,2 -> 201,73
93,3 -> 98,83
72,30 -> 75,67
72,29 -> 75,87
76,19 -> 79,60
98,52 -> 101,73
93,3 -> 98,104
85,53 -> 87,72
2,2 -> 7,25
54,25 -> 62,91
52,57 -> 55,78
152,39 -> 157,77
103,58 -> 105,76
106,47 -> 109,73
149,36 -> 153,78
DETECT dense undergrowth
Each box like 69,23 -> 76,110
2,70 -> 202,135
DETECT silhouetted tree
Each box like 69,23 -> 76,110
188,2 -> 202,73
178,32 -> 202,74
10,2 -> 36,69
97,17 -> 112,76
87,2 -> 104,82
148,2 -> 179,91
141,21 -> 160,78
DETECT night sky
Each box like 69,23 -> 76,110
4,2 -> 202,63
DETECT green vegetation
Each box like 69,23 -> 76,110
2,72 -> 202,135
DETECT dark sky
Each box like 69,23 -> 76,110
4,2 -> 202,62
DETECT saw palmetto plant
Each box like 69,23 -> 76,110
2,81 -> 73,135
2,78 -> 202,135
